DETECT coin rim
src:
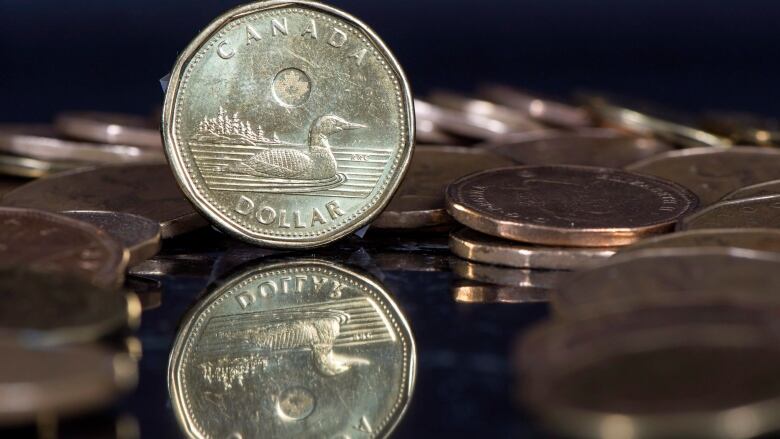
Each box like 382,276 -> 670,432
677,194 -> 780,231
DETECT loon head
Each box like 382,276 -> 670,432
309,115 -> 365,144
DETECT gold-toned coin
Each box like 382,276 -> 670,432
445,165 -> 698,247
516,305 -> 780,439
428,91 -> 545,133
55,111 -> 162,150
452,280 -> 548,304
64,211 -> 162,267
450,258 -> 568,289
622,228 -> 780,254
721,179 -> 780,201
0,343 -> 137,426
169,259 -> 415,439
0,207 -> 128,289
679,195 -> 780,230
0,269 -> 140,346
162,1 -> 414,248
482,128 -> 672,168
477,84 -> 591,128
372,146 -> 512,229
2,164 -> 207,238
449,228 -> 616,270
625,146 -> 780,206
552,247 -> 780,319
0,153 -> 85,178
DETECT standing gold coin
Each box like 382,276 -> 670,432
169,259 -> 415,439
162,1 -> 414,248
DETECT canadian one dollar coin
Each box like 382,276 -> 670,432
168,259 -> 416,438
162,1 -> 414,248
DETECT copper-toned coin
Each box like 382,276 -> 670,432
450,258 -> 568,289
445,165 -> 698,247
452,280 -> 548,304
482,128 -> 672,168
679,195 -> 780,230
626,146 -> 780,206
0,208 -> 128,289
478,84 -> 591,128
64,211 -> 162,266
622,228 -> 780,254
0,269 -> 140,346
0,343 -> 137,425
721,179 -> 780,201
516,305 -> 780,439
428,91 -> 544,133
2,164 -> 207,238
552,247 -> 780,319
372,146 -> 512,229
449,228 -> 616,270
55,111 -> 162,150
0,125 -> 165,164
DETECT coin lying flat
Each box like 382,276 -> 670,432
445,165 -> 698,247
449,228 -> 616,270
701,110 -> 780,147
452,280 -> 548,304
0,344 -> 137,425
478,84 -> 591,128
64,211 -> 162,266
626,146 -> 780,206
450,258 -> 569,289
621,228 -> 780,254
552,247 -> 780,319
372,146 -> 512,228
163,2 -> 414,248
482,129 -> 672,168
679,195 -> 780,230
516,306 -> 780,439
0,153 -> 84,178
415,99 -> 520,141
0,207 -> 128,289
0,177 -> 27,198
169,259 -> 415,439
721,179 -> 780,201
428,91 -> 544,133
2,164 -> 207,238
415,119 -> 460,145
55,111 -> 162,150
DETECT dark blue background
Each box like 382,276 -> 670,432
1,0 -> 779,122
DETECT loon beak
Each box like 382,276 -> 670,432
343,121 -> 366,130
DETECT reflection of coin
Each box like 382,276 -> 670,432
64,211 -> 162,267
517,305 -> 780,439
373,146 -> 512,229
450,258 -> 568,289
452,280 -> 548,304
55,111 -> 162,150
621,228 -> 780,254
679,195 -> 780,230
626,147 -> 780,206
163,2 -> 413,248
721,179 -> 780,201
445,166 -> 698,247
552,247 -> 780,319
2,164 -> 207,238
449,228 -> 616,270
169,259 -> 415,439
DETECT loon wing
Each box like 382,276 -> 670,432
240,149 -> 311,178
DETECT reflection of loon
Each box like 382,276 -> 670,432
226,115 -> 365,180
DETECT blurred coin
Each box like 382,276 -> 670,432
2,164 -> 208,238
516,306 -> 780,439
416,119 -> 461,145
416,99 -> 531,141
553,247 -> 780,319
0,176 -> 27,198
0,270 -> 139,346
0,125 -> 165,164
452,280 -> 548,303
626,146 -> 780,206
450,258 -> 568,289
483,128 -> 672,168
679,194 -> 780,230
622,228 -> 780,254
0,153 -> 85,178
64,211 -> 162,266
721,178 -> 780,201
700,110 -> 780,147
449,228 -> 615,270
128,254 -> 218,278
478,84 -> 591,128
445,165 -> 698,247
373,146 -> 512,229
0,207 -> 128,289
0,344 -> 137,426
428,91 -> 545,132
123,275 -> 162,311
55,111 -> 162,149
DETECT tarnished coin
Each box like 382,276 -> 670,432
450,258 -> 568,289
482,128 -> 672,168
0,208 -> 128,289
452,280 -> 548,304
372,146 -> 512,229
162,2 -> 414,248
0,125 -> 164,164
64,211 -> 162,266
449,228 -> 616,270
0,344 -> 137,425
169,259 -> 415,439
2,164 -> 207,238
721,179 -> 780,201
55,111 -> 162,150
0,270 -> 140,346
626,146 -> 780,206
516,306 -> 780,439
477,84 -> 591,128
552,247 -> 780,319
0,153 -> 84,178
445,165 -> 698,247
428,91 -> 545,133
622,228 -> 780,254
679,195 -> 780,230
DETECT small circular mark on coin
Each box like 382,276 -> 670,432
276,386 -> 316,421
272,68 -> 312,107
